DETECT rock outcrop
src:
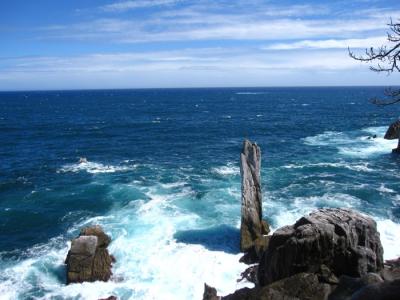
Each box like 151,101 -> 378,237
240,139 -> 266,253
384,120 -> 400,153
258,208 -> 384,286
65,225 -> 114,284
203,283 -> 220,300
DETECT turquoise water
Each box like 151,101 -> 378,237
0,87 -> 400,299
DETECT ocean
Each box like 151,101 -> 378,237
0,87 -> 399,299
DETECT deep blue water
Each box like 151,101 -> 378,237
1,87 -> 400,299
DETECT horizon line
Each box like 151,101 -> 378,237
1,84 -> 399,93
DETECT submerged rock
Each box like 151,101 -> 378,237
258,208 -> 384,286
65,225 -> 114,284
240,139 -> 263,252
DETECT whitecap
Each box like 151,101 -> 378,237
281,162 -> 374,172
212,164 -> 240,176
376,184 -> 396,194
58,161 -> 136,174
304,127 -> 397,158
160,181 -> 187,189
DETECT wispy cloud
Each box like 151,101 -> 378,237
263,36 -> 388,50
39,15 -> 391,43
101,0 -> 180,12
36,1 -> 399,45
0,47 -> 372,74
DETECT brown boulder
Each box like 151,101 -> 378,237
65,225 -> 114,284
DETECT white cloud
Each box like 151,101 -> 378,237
40,16 -> 390,43
101,0 -> 180,12
0,47 -> 378,75
263,36 -> 389,50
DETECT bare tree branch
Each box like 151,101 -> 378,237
349,19 -> 400,105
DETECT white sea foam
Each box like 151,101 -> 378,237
304,126 -> 397,158
160,181 -> 187,189
0,184 -> 252,300
59,161 -> 137,174
282,162 -> 374,172
377,219 -> 400,259
212,164 -> 240,176
376,184 -> 396,194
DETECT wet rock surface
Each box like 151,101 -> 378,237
65,225 -> 114,284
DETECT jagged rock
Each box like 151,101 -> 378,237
80,225 -> 111,247
203,283 -> 220,300
65,225 -> 114,284
384,120 -> 400,139
381,257 -> 400,281
240,139 -> 264,252
98,297 -> 117,300
351,279 -> 400,300
261,220 -> 270,235
238,265 -> 259,285
224,273 -> 331,300
258,208 -> 384,286
239,236 -> 270,265
384,120 -> 400,153
257,272 -> 332,300
222,287 -> 254,300
317,265 -> 339,285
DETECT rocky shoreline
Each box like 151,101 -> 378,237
204,139 -> 400,300
63,139 -> 400,300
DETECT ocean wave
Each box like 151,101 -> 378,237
58,161 -> 137,174
304,126 -> 397,157
281,162 -> 374,172
160,181 -> 187,189
265,192 -> 363,232
376,184 -> 396,194
212,164 -> 240,176
0,185 -> 251,300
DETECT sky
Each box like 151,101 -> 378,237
0,0 -> 399,91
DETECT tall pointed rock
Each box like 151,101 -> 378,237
240,139 -> 263,252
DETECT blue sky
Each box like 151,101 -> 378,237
0,0 -> 399,90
